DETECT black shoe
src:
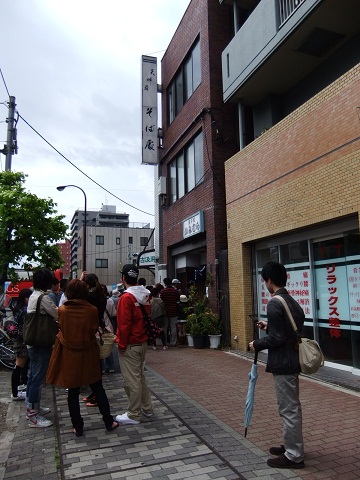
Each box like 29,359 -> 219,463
269,445 -> 285,456
267,453 -> 305,469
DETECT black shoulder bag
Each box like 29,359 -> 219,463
23,294 -> 59,347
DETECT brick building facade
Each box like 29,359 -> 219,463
159,0 -> 237,324
222,0 -> 360,371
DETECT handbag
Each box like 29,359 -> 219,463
105,308 -> 117,334
23,294 -> 59,347
139,304 -> 161,344
272,295 -> 324,375
97,329 -> 116,359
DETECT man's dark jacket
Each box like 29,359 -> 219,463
253,288 -> 305,374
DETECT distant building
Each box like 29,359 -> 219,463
56,238 -> 71,278
70,205 -> 154,285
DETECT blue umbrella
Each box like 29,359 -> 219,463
244,350 -> 259,438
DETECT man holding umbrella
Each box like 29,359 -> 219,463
249,261 -> 305,470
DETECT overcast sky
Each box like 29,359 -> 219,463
0,0 -> 190,230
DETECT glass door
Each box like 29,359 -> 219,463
312,235 -> 355,367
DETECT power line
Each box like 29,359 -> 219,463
0,68 -> 10,97
17,113 -> 154,217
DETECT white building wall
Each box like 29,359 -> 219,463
77,225 -> 155,286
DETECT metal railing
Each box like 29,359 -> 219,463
279,0 -> 305,26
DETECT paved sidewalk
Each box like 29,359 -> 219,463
1,347 -> 360,479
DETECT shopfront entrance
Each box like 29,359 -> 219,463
254,218 -> 360,371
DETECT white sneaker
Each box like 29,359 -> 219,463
115,412 -> 140,425
27,412 -> 53,428
11,391 -> 26,401
17,384 -> 27,392
26,407 -> 51,419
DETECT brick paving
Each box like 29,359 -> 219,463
1,346 -> 360,479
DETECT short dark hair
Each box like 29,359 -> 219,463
163,277 -> 172,287
59,279 -> 68,290
261,261 -> 287,287
138,277 -> 146,286
65,279 -> 89,300
51,277 -> 59,286
150,287 -> 159,298
33,268 -> 53,291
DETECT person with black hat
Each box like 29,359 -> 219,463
115,264 -> 154,425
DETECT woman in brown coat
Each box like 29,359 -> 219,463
46,279 -> 118,436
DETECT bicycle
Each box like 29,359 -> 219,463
0,326 -> 16,369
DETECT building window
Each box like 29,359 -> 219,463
169,131 -> 204,204
168,38 -> 201,124
95,259 -> 108,268
96,235 -> 104,245
129,237 -> 133,244
140,237 -> 148,247
116,237 -> 120,245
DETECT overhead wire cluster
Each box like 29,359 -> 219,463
0,67 -> 154,217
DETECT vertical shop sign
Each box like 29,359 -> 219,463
141,55 -> 158,165
347,263 -> 360,323
326,264 -> 341,338
315,262 -> 349,338
286,269 -> 313,318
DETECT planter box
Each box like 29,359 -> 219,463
193,335 -> 206,349
208,334 -> 221,349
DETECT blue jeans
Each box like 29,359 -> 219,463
26,345 -> 52,411
101,351 -> 115,372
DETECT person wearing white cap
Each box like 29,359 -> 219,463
177,295 -> 188,339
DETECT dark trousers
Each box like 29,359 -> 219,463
11,359 -> 29,397
67,380 -> 113,431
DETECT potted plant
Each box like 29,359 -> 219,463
200,309 -> 222,349
185,286 -> 208,348
188,316 -> 207,348
185,313 -> 196,347
185,286 -> 222,348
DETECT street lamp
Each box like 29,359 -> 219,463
57,185 -> 87,273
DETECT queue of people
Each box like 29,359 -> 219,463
8,270 -> 195,431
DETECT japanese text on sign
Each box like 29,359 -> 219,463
258,268 -> 313,319
182,211 -> 204,239
326,264 -> 341,338
141,56 -> 158,165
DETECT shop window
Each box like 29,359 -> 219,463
169,131 -> 204,204
256,247 -> 279,267
280,240 -> 309,264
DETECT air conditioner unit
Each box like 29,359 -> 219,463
158,176 -> 166,195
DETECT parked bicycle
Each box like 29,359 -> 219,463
0,326 -> 16,369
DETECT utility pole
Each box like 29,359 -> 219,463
2,96 -> 17,171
